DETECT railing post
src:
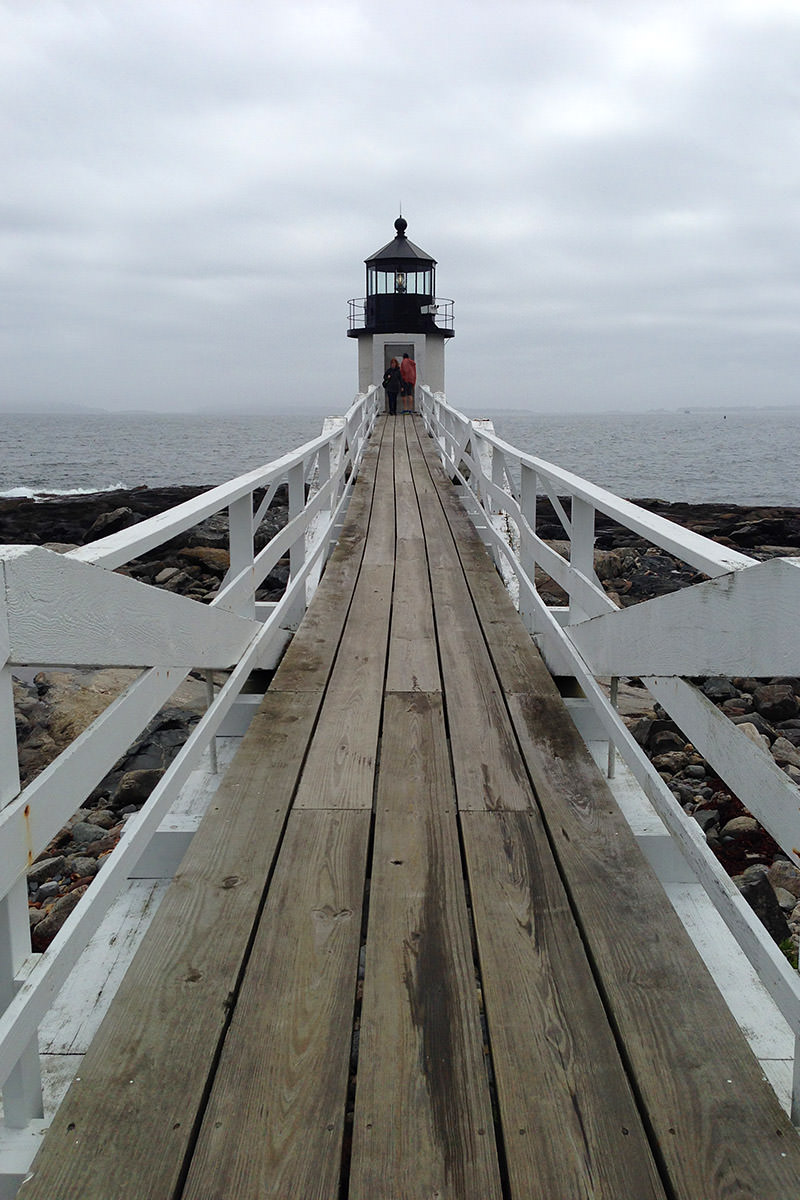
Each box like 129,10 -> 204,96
286,461 -> 307,629
318,441 -> 331,502
0,667 -> 44,1129
204,672 -> 218,775
345,409 -> 360,477
0,880 -> 43,1129
569,497 -> 596,624
607,676 -> 619,779
0,667 -> 18,811
227,494 -> 255,619
519,464 -> 538,635
491,442 -> 505,510
304,437 -> 336,605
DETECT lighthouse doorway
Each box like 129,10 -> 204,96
384,342 -> 414,370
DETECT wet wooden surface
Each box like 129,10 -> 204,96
20,415 -> 800,1200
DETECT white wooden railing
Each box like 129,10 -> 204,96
3,378 -> 800,1162
0,388 -> 380,1143
419,384 -> 800,1118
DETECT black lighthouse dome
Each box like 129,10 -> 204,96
347,217 -> 454,338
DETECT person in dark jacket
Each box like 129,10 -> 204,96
382,357 -> 401,415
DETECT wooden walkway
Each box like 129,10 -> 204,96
19,416 -> 800,1199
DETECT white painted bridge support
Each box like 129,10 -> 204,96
0,669 -> 44,1133
285,461 -> 307,630
0,881 -> 42,1130
568,497 -> 596,624
227,494 -> 255,620
518,463 -> 539,636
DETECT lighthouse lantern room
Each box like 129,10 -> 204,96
348,217 -> 454,397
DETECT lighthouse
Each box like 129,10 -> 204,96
347,217 -> 454,399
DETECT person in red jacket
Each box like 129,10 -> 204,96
399,353 -> 417,414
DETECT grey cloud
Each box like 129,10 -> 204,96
3,0 -> 800,413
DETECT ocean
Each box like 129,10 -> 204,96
1,406 -> 798,506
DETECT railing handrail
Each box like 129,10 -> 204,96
417,384 -> 800,1113
71,392 -> 374,571
0,386 -> 381,1129
423,388 -> 754,577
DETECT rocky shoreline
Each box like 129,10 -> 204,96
5,487 -> 800,955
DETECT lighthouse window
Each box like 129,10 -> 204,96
366,266 -> 434,296
368,268 -> 394,295
400,270 -> 433,296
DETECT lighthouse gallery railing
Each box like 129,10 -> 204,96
0,388 -> 380,1144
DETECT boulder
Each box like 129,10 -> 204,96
650,729 -> 687,753
27,856 -> 66,887
114,768 -> 165,807
64,855 -> 99,879
652,750 -> 689,774
179,546 -> 231,574
721,815 -> 760,838
69,821 -> 108,846
774,887 -> 797,912
768,860 -> 800,898
85,506 -> 137,539
736,722 -> 770,751
753,684 -> 799,723
155,566 -> 180,584
31,885 -> 89,949
702,677 -> 739,702
771,737 -> 800,769
733,866 -> 791,943
730,712 -> 776,740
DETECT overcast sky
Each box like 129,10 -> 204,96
3,0 -> 800,415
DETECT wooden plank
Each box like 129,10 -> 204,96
19,689 -> 319,1200
394,419 -> 424,541
405,432 -> 454,570
506,687 -> 800,1200
182,809 -> 371,1200
461,810 -> 666,1200
385,424 -> 441,692
405,426 -> 532,812
271,549 -> 364,692
386,539 -> 440,694
294,563 -> 393,810
430,562 -> 532,812
361,418 -> 396,567
349,693 -> 502,1200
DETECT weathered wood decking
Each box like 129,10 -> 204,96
19,416 -> 800,1199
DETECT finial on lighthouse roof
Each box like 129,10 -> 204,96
394,216 -> 408,237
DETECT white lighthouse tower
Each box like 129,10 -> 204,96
347,217 -> 454,399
